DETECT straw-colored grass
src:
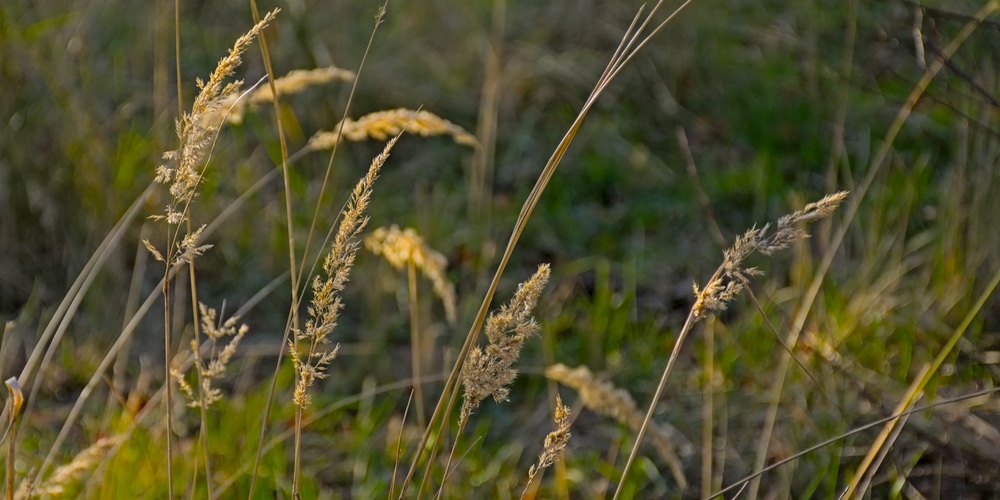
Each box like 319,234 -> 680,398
308,108 -> 480,150
6,1 -> 1000,498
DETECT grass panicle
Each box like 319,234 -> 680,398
171,302 -> 249,408
365,224 -> 458,325
151,9 -> 280,226
139,12 -> 279,497
523,394 -> 572,496
308,108 -> 479,150
693,191 -> 850,319
459,263 -> 551,426
615,191 -> 850,498
287,131 -> 399,497
213,65 -> 356,126
291,134 -> 400,409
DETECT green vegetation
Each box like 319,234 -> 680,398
1,0 -> 999,498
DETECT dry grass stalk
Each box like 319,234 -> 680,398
692,191 -> 850,318
291,134 -> 400,408
20,436 -> 120,499
364,225 -> 457,325
545,363 -> 688,488
212,65 -> 356,125
459,264 -> 550,426
151,9 -> 279,226
172,302 -> 249,408
307,108 -> 479,150
524,395 -> 572,492
615,191 -> 850,497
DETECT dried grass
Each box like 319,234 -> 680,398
172,302 -> 249,408
291,134 -> 400,408
364,224 -> 457,325
308,108 -> 479,150
152,9 -> 280,226
459,264 -> 550,426
19,436 -> 120,499
524,395 -> 572,493
210,65 -> 356,126
545,363 -> 689,488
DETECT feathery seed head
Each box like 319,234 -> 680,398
459,264 -> 550,425
693,191 -> 849,318
290,135 -> 399,408
527,394 -> 572,482
308,108 -> 479,150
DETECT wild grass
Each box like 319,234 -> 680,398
1,0 -> 1000,499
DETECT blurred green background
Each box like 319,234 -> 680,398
2,0 -> 1000,497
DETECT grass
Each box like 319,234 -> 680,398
2,0 -> 1000,498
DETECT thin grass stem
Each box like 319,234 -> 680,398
746,4 -> 998,496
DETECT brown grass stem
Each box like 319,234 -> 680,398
249,0 -> 300,423
469,0 -> 505,224
676,127 -> 724,248
184,217 -> 212,498
745,4 -> 998,497
613,286 -> 704,499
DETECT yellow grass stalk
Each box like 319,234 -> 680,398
402,2 -> 698,496
545,363 -> 689,488
5,378 -> 23,500
141,11 -> 279,497
437,264 -> 550,498
307,108 -> 479,150
247,6 -> 388,495
459,263 -> 550,426
745,4 -> 999,497
842,266 -> 1000,498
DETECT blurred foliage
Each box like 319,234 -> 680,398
2,0 -> 1000,498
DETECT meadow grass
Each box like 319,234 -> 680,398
1,0 -> 1000,499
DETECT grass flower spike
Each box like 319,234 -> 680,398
152,9 -> 280,225
172,302 -> 249,408
308,108 -> 479,150
291,134 -> 400,408
459,264 -> 550,425
524,394 -> 572,493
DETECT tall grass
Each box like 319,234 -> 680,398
1,0 -> 999,498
